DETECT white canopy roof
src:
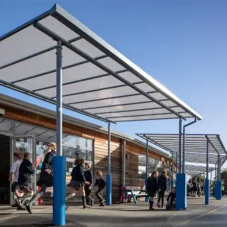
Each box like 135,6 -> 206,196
0,4 -> 202,123
185,164 -> 215,177
136,133 -> 227,165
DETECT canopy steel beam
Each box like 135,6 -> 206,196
52,81 -> 144,99
95,106 -> 178,115
0,79 -> 115,123
33,21 -> 186,120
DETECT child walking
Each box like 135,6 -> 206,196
95,171 -> 106,206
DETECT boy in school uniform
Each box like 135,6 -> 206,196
95,171 -> 106,206
166,187 -> 176,210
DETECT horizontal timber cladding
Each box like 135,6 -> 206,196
0,102 -> 170,203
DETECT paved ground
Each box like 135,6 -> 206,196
0,197 -> 227,227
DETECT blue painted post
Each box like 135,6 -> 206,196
216,155 -> 222,200
205,179 -> 210,205
53,41 -> 65,226
176,173 -> 186,210
53,156 -> 66,226
216,181 -> 222,200
106,122 -> 112,205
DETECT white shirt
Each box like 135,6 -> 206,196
10,160 -> 22,182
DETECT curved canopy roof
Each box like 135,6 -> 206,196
0,4 -> 202,123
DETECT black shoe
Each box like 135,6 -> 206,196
157,203 -> 160,208
25,204 -> 32,214
99,203 -> 104,207
17,206 -> 26,211
149,201 -> 154,211
65,206 -> 69,210
82,196 -> 89,209
12,203 -> 18,208
15,198 -> 24,210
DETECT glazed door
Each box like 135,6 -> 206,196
10,135 -> 36,204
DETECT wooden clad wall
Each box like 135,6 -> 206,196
0,103 -> 170,203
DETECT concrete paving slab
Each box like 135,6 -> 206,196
0,197 -> 226,227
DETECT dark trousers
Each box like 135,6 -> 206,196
85,185 -> 92,204
158,190 -> 165,206
96,189 -> 104,203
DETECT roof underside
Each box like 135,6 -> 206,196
185,164 -> 214,177
0,4 -> 202,123
136,134 -> 227,165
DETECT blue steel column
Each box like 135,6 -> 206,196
145,139 -> 149,202
205,139 -> 210,205
182,122 -> 187,209
176,118 -> 185,210
53,41 -> 66,226
106,122 -> 112,205
178,119 -> 182,173
216,154 -> 222,200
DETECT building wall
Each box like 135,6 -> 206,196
0,103 -> 169,203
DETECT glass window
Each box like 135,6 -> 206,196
63,135 -> 93,174
35,134 -> 94,175
138,154 -> 159,179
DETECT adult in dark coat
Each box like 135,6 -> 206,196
25,142 -> 56,214
157,170 -> 168,208
147,171 -> 158,210
65,158 -> 89,209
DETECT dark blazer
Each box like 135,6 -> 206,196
37,150 -> 55,187
71,164 -> 86,183
18,159 -> 34,184
41,151 -> 55,172
84,169 -> 93,185
158,174 -> 167,191
147,176 -> 158,194
95,178 -> 106,190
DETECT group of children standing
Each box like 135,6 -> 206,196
146,170 -> 176,210
9,142 -> 106,213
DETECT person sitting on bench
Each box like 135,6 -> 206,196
166,187 -> 176,210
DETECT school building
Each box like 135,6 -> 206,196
0,93 -> 171,204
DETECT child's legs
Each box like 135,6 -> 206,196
79,186 -> 85,196
65,187 -> 76,201
161,190 -> 164,206
85,186 -> 92,202
29,184 -> 47,206
158,191 -> 161,203
96,189 -> 104,202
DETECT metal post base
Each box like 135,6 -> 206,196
205,178 -> 210,205
216,180 -> 222,200
53,156 -> 66,226
106,174 -> 112,205
176,173 -> 187,210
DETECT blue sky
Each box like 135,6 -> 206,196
0,0 -> 227,155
